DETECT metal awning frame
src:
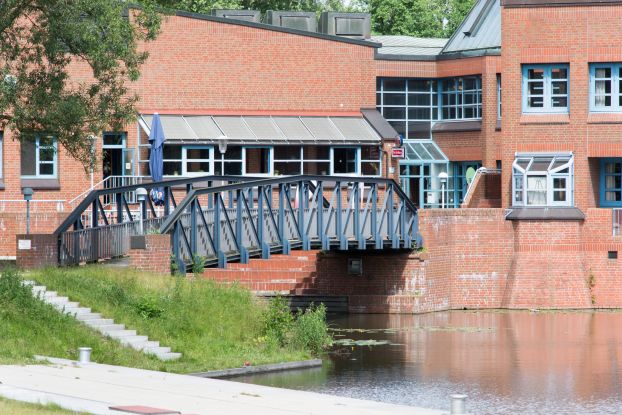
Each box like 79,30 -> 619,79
138,114 -> 382,145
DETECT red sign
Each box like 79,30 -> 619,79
392,147 -> 405,158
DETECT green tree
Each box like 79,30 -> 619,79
0,1 -> 162,169
362,0 -> 475,38
161,0 -> 358,16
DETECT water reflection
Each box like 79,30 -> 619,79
235,311 -> 622,414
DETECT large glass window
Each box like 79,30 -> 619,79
376,76 -> 482,139
590,63 -> 622,112
512,154 -> 573,207
21,135 -> 57,178
441,76 -> 482,120
303,146 -> 330,175
522,64 -> 569,113
600,159 -> 622,207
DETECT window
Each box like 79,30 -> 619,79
21,135 -> 57,178
332,147 -> 358,175
522,64 -> 569,113
600,159 -> 622,207
512,153 -> 573,207
245,147 -> 272,175
163,145 -> 182,176
590,63 -> 622,112
303,146 -> 330,175
215,146 -> 243,175
274,146 -> 302,175
376,76 -> 482,138
360,146 -> 381,176
103,132 -> 125,147
441,76 -> 482,120
183,147 -> 212,176
497,74 -> 502,119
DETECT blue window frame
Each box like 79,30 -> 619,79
20,135 -> 57,178
600,158 -> 622,207
522,64 -> 569,113
589,63 -> 622,112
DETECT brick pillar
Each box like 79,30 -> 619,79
15,234 -> 58,269
128,234 -> 172,274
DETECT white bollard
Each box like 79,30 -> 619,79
450,394 -> 468,415
78,347 -> 92,364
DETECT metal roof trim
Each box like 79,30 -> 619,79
173,10 -> 381,48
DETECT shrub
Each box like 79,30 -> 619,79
191,254 -> 205,275
262,295 -> 294,347
291,304 -> 332,355
133,295 -> 165,319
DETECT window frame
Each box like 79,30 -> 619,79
331,146 -> 360,176
600,158 -> 622,207
440,76 -> 482,121
512,153 -> 574,207
182,145 -> 214,177
243,146 -> 273,176
21,135 -> 58,179
589,63 -> 622,113
522,64 -> 570,114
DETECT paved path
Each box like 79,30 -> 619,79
0,357 -> 445,415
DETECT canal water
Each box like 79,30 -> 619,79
235,311 -> 622,414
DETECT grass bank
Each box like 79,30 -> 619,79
0,398 -> 86,415
27,266 -> 330,373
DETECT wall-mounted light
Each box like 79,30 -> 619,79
348,258 -> 362,275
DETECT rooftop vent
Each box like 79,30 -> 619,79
266,10 -> 317,32
319,12 -> 371,39
211,9 -> 261,23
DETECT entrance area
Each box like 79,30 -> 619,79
102,133 -> 133,180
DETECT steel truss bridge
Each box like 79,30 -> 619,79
55,175 -> 420,272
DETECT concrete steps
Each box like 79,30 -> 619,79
24,281 -> 181,361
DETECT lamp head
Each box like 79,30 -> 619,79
217,135 -> 228,154
23,187 -> 34,201
136,187 -> 148,202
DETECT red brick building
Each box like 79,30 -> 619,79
4,0 -> 622,310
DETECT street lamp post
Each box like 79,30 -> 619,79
136,187 -> 147,235
23,187 -> 33,235
438,172 -> 448,209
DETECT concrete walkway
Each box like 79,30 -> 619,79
0,357 -> 445,415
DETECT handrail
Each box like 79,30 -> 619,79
159,175 -> 417,234
462,167 -> 501,206
54,175 -> 265,235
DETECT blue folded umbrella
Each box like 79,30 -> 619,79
148,113 -> 165,206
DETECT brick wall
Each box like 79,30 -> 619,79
128,234 -> 171,274
501,4 -> 622,209
15,234 -> 58,269
200,208 -> 622,313
0,212 -> 67,258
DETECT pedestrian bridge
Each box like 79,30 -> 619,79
54,175 -> 420,272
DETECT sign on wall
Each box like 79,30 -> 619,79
392,147 -> 405,159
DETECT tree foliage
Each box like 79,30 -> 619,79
362,0 -> 475,38
162,0 -> 475,38
0,0 -> 162,169
158,0 -> 359,16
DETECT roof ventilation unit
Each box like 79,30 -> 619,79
266,10 -> 317,32
318,12 -> 371,39
211,9 -> 261,23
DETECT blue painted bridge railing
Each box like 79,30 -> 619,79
158,175 -> 420,272
54,175 -> 265,266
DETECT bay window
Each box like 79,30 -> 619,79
590,63 -> 622,112
512,153 -> 573,207
522,64 -> 569,113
